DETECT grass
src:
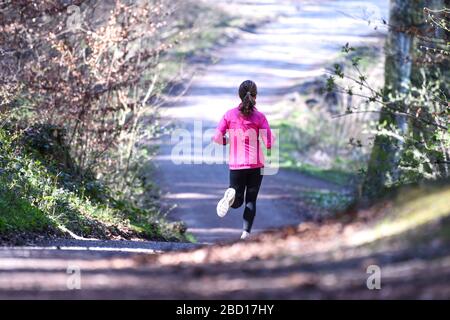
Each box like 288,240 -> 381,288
376,186 -> 450,239
274,118 -> 357,186
271,117 -> 358,214
169,1 -> 262,59
300,189 -> 355,212
0,127 -> 190,244
0,189 -> 54,234
184,233 -> 198,244
282,161 -> 355,186
156,0 -> 271,88
350,183 -> 450,246
340,45 -> 383,71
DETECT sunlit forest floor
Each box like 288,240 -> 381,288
1,182 -> 449,299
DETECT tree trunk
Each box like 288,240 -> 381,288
363,0 -> 425,197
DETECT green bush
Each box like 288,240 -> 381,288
0,127 -> 189,243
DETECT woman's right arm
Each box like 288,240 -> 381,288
259,114 -> 275,149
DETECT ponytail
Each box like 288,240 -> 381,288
238,80 -> 257,117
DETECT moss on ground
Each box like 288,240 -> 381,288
349,183 -> 450,247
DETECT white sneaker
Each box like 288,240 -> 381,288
240,231 -> 250,240
217,188 -> 236,218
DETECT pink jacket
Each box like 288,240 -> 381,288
213,105 -> 275,170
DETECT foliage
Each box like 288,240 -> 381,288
326,6 -> 449,196
301,190 -> 354,212
274,118 -> 357,186
421,7 -> 450,55
0,0 -> 181,197
0,126 -> 189,243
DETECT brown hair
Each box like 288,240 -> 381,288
238,80 -> 257,117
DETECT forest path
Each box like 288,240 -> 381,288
154,0 -> 389,243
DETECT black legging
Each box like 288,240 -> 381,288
229,168 -> 263,233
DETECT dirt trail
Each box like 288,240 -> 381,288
154,0 -> 389,243
3,211 -> 450,299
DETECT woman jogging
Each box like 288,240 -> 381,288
212,80 -> 275,240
